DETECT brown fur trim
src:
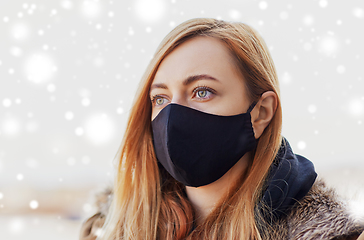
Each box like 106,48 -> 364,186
93,185 -> 113,217
282,178 -> 364,239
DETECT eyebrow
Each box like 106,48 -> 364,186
150,74 -> 219,91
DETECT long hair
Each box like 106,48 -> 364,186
98,18 -> 282,240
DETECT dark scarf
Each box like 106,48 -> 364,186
258,137 -> 317,222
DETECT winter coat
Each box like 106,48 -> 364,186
79,178 -> 364,240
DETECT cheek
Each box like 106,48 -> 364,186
209,96 -> 249,116
151,110 -> 159,121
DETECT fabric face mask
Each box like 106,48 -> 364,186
151,103 -> 258,187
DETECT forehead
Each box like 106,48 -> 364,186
153,36 -> 241,84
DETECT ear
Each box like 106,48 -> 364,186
250,91 -> 278,139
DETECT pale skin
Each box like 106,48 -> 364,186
149,36 -> 364,239
359,232 -> 364,240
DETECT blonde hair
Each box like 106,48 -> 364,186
98,18 -> 282,240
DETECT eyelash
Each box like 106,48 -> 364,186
150,95 -> 165,104
151,85 -> 216,106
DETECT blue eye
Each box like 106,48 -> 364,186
155,97 -> 164,105
151,95 -> 167,106
197,90 -> 208,98
193,86 -> 215,100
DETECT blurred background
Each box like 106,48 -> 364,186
0,0 -> 363,239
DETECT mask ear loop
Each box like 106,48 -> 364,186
247,101 -> 257,113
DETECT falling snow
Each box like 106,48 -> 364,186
116,107 -> 124,115
9,218 -> 24,233
281,72 -> 292,84
318,35 -> 340,57
83,203 -> 92,212
61,0 -> 73,9
229,9 -> 241,20
81,98 -> 91,106
308,104 -> 317,114
128,27 -> 135,35
297,141 -> 307,150
24,53 -> 57,84
2,117 -> 21,136
3,98 -> 12,107
65,111 -> 74,121
11,22 -> 30,40
84,114 -> 115,145
1,1 -> 364,239
81,0 -> 103,19
16,173 -> 24,181
337,65 -> 346,74
25,158 -> 39,169
75,127 -> 84,136
302,15 -> 314,26
134,0 -> 166,23
353,8 -> 364,18
279,11 -> 289,20
348,99 -> 364,116
47,83 -> 56,92
259,1 -> 268,10
319,0 -> 328,8
29,200 -> 39,209
10,47 -> 23,57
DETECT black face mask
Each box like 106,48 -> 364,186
151,103 -> 258,187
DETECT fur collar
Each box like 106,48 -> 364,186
89,178 -> 363,239
264,178 -> 364,239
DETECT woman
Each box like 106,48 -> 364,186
79,18 -> 364,240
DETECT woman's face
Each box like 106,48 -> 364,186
150,36 -> 251,120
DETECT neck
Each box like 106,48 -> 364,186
185,152 -> 252,225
